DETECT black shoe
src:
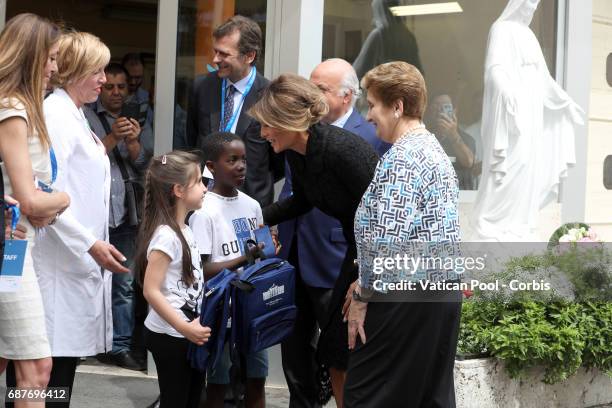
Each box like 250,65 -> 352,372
131,347 -> 147,365
110,350 -> 146,371
146,395 -> 160,408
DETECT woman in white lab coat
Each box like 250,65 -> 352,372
33,31 -> 130,402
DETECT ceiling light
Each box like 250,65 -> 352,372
390,2 -> 463,17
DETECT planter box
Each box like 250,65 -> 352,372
454,357 -> 612,408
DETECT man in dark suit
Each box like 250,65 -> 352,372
186,15 -> 275,206
277,58 -> 390,407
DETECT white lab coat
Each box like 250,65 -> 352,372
33,88 -> 113,357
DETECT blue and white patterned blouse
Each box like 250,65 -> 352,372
354,129 -> 461,292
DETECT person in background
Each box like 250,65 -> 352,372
276,58 -> 389,408
186,15 -> 278,207
189,132 -> 269,408
250,74 -> 379,408
34,31 -> 130,406
84,62 -> 153,371
0,14 -> 70,408
135,151 -> 209,408
424,93 -> 476,190
121,52 -> 154,127
345,61 -> 462,407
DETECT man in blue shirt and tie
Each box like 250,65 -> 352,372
277,58 -> 390,408
186,16 -> 277,207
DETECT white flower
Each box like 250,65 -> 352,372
559,234 -> 572,243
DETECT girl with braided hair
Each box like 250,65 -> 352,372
134,150 -> 210,408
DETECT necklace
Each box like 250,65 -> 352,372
394,123 -> 426,144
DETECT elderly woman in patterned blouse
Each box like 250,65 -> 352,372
344,61 -> 462,407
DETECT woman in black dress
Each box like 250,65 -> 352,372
249,73 -> 379,407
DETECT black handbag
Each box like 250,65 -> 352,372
96,112 -> 144,226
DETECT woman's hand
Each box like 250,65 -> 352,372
342,280 -> 358,321
5,223 -> 27,240
181,320 -> 211,346
88,240 -> 130,273
347,296 -> 368,350
3,195 -> 27,239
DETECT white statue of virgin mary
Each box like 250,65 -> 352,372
471,0 -> 584,241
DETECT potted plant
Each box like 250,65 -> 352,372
454,224 -> 612,408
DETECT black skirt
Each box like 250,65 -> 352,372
344,298 -> 462,408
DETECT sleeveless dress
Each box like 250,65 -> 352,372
0,100 -> 52,360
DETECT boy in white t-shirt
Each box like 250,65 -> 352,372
189,132 -> 267,408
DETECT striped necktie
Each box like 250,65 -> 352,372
221,84 -> 236,130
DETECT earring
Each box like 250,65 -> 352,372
394,111 -> 400,119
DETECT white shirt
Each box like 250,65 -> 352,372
189,191 -> 263,267
331,107 -> 353,129
144,225 -> 204,338
225,71 -> 254,133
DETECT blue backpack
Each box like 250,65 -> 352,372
188,258 -> 297,371
231,258 -> 297,354
188,268 -> 235,372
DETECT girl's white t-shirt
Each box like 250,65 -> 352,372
144,225 -> 204,338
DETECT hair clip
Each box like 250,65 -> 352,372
161,155 -> 167,164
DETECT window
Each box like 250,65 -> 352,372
323,0 -> 558,191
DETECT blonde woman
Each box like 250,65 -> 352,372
32,31 -> 129,401
0,13 -> 70,407
249,74 -> 379,407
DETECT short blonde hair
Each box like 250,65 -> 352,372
53,31 -> 110,87
361,61 -> 427,120
249,73 -> 328,132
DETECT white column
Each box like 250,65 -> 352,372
561,0 -> 592,222
265,0 -> 324,78
153,0 -> 179,156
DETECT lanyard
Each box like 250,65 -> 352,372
219,67 -> 257,132
49,147 -> 57,184
38,147 -> 58,193
6,204 -> 20,239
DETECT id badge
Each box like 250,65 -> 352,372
0,239 -> 27,292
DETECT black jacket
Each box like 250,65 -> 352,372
186,70 -> 277,206
263,123 -> 378,237
264,123 -> 379,310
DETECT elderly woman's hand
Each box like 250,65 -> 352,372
342,280 -> 359,321
347,294 -> 368,350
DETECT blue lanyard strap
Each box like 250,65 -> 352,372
219,67 -> 257,132
49,147 -> 57,184
37,147 -> 58,193
6,204 -> 20,233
